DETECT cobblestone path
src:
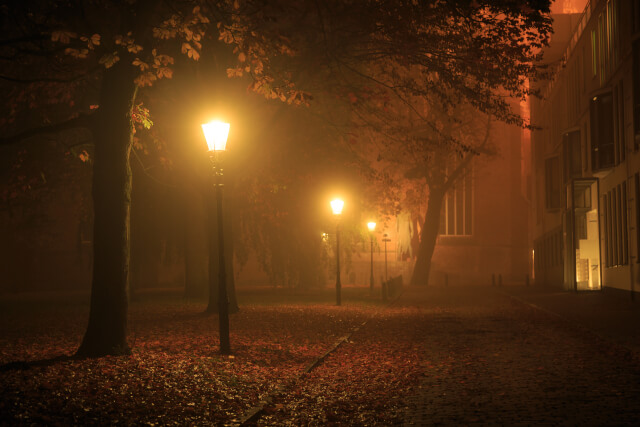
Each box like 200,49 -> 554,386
402,286 -> 640,426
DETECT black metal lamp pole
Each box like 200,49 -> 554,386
367,221 -> 376,296
370,233 -> 374,295
382,233 -> 391,302
331,199 -> 344,306
336,221 -> 341,306
383,233 -> 390,280
211,153 -> 231,355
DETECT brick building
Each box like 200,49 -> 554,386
531,0 -> 640,295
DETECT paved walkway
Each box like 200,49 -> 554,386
401,285 -> 640,426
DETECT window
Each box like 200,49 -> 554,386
563,130 -> 582,183
599,13 -> 605,83
603,193 -> 610,267
439,168 -> 473,236
545,156 -> 562,209
612,0 -> 619,65
591,93 -> 615,171
636,173 -> 640,263
583,123 -> 588,171
591,29 -> 598,78
533,228 -> 563,276
622,182 -> 628,264
633,0 -> 640,35
613,81 -> 625,164
613,186 -> 619,265
607,0 -> 615,70
633,40 -> 640,150
605,183 -> 630,267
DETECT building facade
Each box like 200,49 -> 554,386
531,0 -> 640,295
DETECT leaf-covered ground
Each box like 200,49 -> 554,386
0,287 -> 425,425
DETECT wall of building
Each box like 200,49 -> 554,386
430,112 -> 530,286
530,0 -> 640,294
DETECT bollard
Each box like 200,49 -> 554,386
498,274 -> 503,287
492,273 -> 496,287
525,273 -> 530,287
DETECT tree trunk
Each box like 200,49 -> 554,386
410,187 -> 445,287
76,63 -> 137,357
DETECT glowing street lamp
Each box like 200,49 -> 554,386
331,198 -> 344,306
201,120 -> 230,152
201,120 -> 231,355
330,199 -> 344,216
367,222 -> 376,296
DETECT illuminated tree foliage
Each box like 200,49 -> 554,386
218,0 -> 552,286
353,99 -> 496,287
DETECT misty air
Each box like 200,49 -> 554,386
1,0 -> 640,425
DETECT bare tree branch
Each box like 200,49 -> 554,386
0,113 -> 94,146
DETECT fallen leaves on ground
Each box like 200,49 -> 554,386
0,290 -> 426,425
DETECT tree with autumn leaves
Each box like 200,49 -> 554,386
1,0 -> 552,357
221,0 -> 552,286
1,0 -> 227,357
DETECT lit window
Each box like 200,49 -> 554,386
439,165 -> 473,236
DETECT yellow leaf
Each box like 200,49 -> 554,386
156,67 -> 173,79
64,48 -> 88,59
127,44 -> 143,54
132,58 -> 149,71
238,52 -> 246,63
51,30 -> 76,44
134,72 -> 157,87
226,68 -> 243,78
99,52 -> 120,68
188,49 -> 200,60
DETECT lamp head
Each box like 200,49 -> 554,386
201,120 -> 230,152
330,198 -> 344,215
367,221 -> 376,232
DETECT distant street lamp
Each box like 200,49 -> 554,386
382,233 -> 391,302
367,222 -> 376,296
331,198 -> 344,306
201,120 -> 231,355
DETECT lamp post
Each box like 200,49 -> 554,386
367,222 -> 376,296
382,233 -> 390,280
382,233 -> 391,302
201,120 -> 231,355
331,198 -> 344,306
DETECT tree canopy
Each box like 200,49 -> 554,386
0,0 -> 552,356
